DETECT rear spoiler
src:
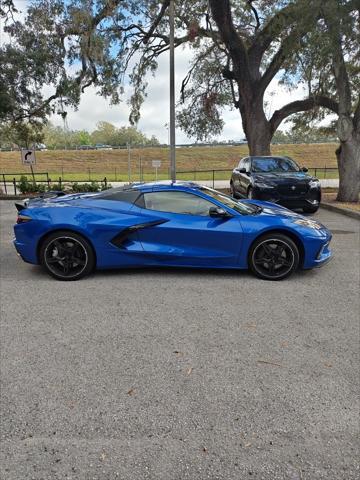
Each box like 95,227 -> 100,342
14,191 -> 66,212
15,201 -> 27,212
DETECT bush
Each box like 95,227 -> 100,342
17,176 -> 46,194
48,183 -> 64,192
71,181 -> 100,192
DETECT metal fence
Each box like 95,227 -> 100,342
0,166 -> 339,195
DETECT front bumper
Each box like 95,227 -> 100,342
253,186 -> 321,209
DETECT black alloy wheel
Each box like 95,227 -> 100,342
40,231 -> 95,280
249,233 -> 299,280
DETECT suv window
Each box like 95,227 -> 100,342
142,191 -> 214,216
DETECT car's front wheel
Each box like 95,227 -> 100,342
249,233 -> 299,280
39,231 -> 95,280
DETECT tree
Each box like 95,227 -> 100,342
1,0 -> 357,198
287,0 -> 359,201
0,121 -> 44,149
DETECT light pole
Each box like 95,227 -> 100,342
127,142 -> 131,183
169,0 -> 176,182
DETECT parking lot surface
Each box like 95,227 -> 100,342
0,200 -> 359,480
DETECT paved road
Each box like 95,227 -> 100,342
0,201 -> 359,480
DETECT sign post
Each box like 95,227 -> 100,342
21,148 -> 36,184
152,160 -> 161,181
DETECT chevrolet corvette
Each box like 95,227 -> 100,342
13,181 -> 332,281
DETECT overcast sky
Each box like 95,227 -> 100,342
49,46 -> 308,144
3,1 -> 308,144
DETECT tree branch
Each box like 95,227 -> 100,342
143,0 -> 170,44
209,0 -> 251,87
270,95 -> 339,133
247,0 -> 260,32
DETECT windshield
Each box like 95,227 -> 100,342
200,187 -> 260,215
251,157 -> 299,173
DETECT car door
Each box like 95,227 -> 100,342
131,190 -> 243,268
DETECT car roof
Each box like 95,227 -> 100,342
115,181 -> 203,192
94,181 -> 205,202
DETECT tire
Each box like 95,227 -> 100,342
247,187 -> 255,199
249,233 -> 299,280
303,205 -> 319,214
39,230 -> 95,281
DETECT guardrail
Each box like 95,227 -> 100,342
0,167 -> 339,195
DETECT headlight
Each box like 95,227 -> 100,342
309,179 -> 320,188
254,183 -> 275,189
293,218 -> 322,230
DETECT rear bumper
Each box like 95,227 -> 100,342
13,237 -> 39,264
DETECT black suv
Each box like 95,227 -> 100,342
230,156 -> 321,213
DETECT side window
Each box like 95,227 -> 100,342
142,191 -> 214,216
243,158 -> 250,171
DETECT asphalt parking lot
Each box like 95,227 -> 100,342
0,200 -> 359,480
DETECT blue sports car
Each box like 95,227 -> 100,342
13,181 -> 332,281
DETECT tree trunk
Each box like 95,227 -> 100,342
336,133 -> 360,202
240,101 -> 272,156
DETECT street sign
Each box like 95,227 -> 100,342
21,148 -> 36,165
152,160 -> 161,168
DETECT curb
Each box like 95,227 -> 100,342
320,202 -> 360,220
0,195 -> 29,200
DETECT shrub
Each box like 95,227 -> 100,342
71,181 -> 100,192
17,176 -> 46,194
48,183 -> 64,192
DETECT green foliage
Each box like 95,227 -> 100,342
40,122 -> 160,149
70,182 -> 100,192
1,0 -> 358,148
272,125 -> 338,144
48,183 -> 64,192
0,121 -> 44,148
91,122 -> 160,146
17,176 -> 46,194
17,176 -> 112,195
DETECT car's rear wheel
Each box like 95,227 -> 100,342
249,233 -> 299,280
303,204 -> 319,214
39,231 -> 95,281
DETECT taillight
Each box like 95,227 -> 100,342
16,215 -> 32,224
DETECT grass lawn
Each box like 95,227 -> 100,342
1,143 -> 339,178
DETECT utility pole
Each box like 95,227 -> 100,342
127,142 -> 131,183
169,0 -> 176,182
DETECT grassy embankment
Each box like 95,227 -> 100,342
0,143 -> 339,182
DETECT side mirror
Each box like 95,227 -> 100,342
301,167 -> 308,172
238,167 -> 247,173
209,206 -> 231,218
